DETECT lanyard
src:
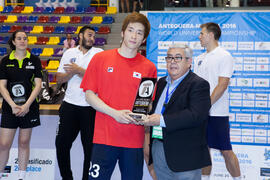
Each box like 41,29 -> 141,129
161,81 -> 181,114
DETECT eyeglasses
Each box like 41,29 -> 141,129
165,56 -> 184,63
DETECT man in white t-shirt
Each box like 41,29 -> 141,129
55,26 -> 103,180
194,22 -> 241,180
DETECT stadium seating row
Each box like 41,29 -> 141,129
0,6 -> 117,14
0,25 -> 110,34
0,37 -> 107,56
0,5 -> 113,71
0,15 -> 114,24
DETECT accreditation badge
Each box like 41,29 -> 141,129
129,77 -> 156,121
9,82 -> 26,105
152,126 -> 163,139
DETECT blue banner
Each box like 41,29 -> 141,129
147,12 -> 270,146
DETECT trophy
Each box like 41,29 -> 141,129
129,77 -> 156,121
9,82 -> 26,105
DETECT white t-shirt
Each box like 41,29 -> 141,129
58,46 -> 103,106
194,46 -> 234,116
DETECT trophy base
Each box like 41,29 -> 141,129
129,113 -> 146,122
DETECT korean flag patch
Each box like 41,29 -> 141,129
133,72 -> 141,79
107,67 -> 113,72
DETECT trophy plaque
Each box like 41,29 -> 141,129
9,82 -> 26,105
129,77 -> 156,121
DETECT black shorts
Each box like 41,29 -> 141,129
0,111 -> 40,129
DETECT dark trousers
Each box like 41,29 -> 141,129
55,101 -> 96,180
89,144 -> 144,180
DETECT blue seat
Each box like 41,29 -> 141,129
54,26 -> 65,34
43,7 -> 54,14
58,37 -> 66,45
0,25 -> 10,33
31,48 -> 42,56
75,7 -> 85,14
102,16 -> 114,24
2,6 -> 13,13
93,26 -> 99,33
2,36 -> 9,44
27,16 -> 38,23
0,36 -> 9,44
0,48 -> 7,56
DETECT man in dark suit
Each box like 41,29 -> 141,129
143,44 -> 212,180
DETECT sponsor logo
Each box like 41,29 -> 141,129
28,62 -> 32,66
30,119 -> 37,123
25,65 -> 35,69
6,64 -> 15,67
264,149 -> 270,160
4,165 -> 11,173
70,58 -> 76,63
261,168 -> 270,177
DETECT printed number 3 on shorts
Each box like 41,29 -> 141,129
89,162 -> 100,178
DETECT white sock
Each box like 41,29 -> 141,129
202,175 -> 210,180
233,177 -> 241,180
18,170 -> 26,179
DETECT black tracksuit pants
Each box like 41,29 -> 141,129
55,101 -> 96,180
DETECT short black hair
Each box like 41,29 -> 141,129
76,25 -> 95,45
8,30 -> 27,50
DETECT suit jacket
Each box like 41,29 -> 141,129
149,70 -> 212,172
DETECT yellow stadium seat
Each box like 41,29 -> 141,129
4,15 -> 17,23
40,48 -> 54,57
28,36 -> 37,45
0,6 -> 3,12
91,16 -> 103,24
58,16 -> 70,24
47,37 -> 60,45
46,60 -> 60,70
75,26 -> 82,34
31,26 -> 43,34
106,7 -> 117,14
21,6 -> 33,14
